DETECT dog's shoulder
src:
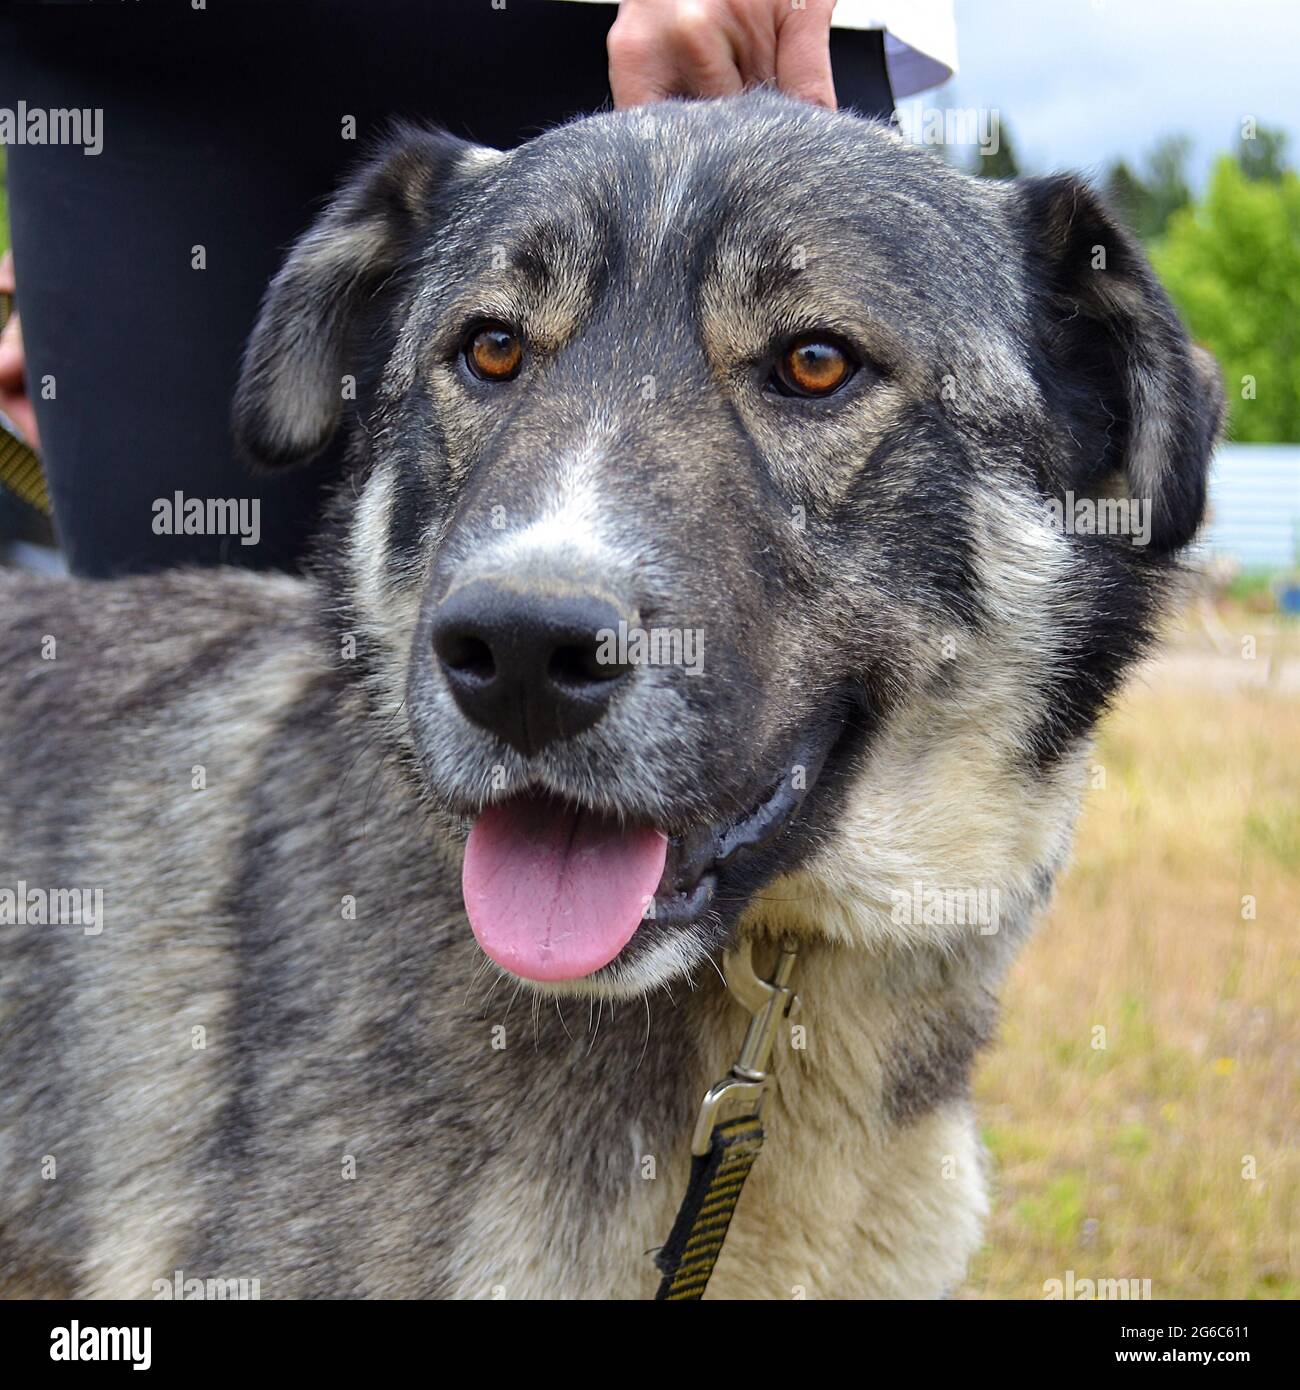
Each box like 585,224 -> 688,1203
0,565 -> 330,750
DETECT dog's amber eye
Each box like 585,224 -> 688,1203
774,335 -> 855,397
465,324 -> 523,382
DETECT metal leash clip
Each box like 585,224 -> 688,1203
690,937 -> 800,1155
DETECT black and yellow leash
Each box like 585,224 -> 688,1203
654,939 -> 799,1300
0,418 -> 49,515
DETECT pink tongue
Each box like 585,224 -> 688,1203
463,794 -> 668,982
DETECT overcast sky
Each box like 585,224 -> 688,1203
928,0 -> 1300,187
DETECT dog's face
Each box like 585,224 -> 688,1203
235,93 -> 1221,996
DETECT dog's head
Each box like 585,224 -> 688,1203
235,93 -> 1222,996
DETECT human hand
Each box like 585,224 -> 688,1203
607,0 -> 838,111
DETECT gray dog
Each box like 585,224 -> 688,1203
0,92 -> 1221,1299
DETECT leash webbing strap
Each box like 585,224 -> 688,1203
0,420 -> 50,516
654,1112 -> 764,1300
652,940 -> 798,1302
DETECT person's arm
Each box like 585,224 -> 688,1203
606,0 -> 838,110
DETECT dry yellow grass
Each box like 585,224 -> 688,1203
965,609 -> 1299,1299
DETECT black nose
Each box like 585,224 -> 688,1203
431,579 -> 633,755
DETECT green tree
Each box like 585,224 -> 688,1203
971,121 -> 1020,179
1103,135 -> 1193,242
1237,123 -> 1290,182
1104,157 -> 1147,233
1144,135 -> 1194,239
1152,157 -> 1300,442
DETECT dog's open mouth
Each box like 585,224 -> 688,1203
461,725 -> 843,983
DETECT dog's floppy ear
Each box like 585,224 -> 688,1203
233,125 -> 481,469
1017,175 -> 1223,553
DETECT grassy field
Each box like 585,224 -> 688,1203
966,606 -> 1299,1299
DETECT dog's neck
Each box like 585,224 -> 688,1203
653,930 -> 1010,1297
720,925 -> 1013,1129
